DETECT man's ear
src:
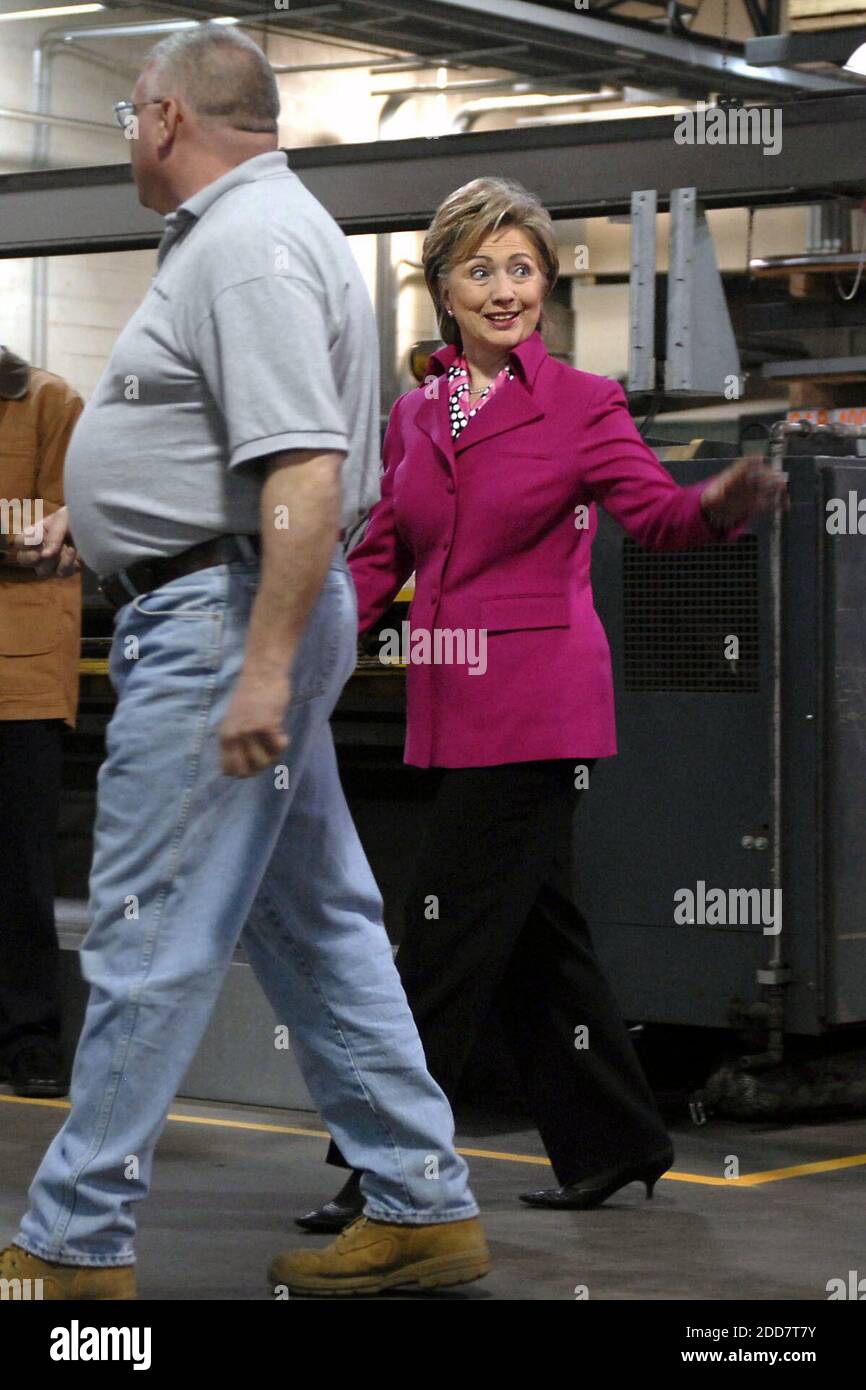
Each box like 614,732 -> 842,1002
156,97 -> 182,151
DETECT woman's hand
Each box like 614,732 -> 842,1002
700,456 -> 788,532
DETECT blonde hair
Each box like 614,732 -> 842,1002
422,177 -> 559,349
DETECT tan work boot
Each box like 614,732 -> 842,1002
0,1244 -> 137,1300
269,1214 -> 490,1296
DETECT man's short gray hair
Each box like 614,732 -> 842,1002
144,26 -> 280,133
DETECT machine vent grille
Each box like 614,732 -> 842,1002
622,535 -> 759,693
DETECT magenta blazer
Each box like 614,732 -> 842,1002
348,329 -> 741,769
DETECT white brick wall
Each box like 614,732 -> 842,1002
0,256 -> 32,353
45,250 -> 155,397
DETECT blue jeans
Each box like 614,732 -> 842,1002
14,547 -> 477,1267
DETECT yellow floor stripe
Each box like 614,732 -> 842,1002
0,1094 -> 330,1142
728,1152 -> 866,1186
2,1091 -> 864,1187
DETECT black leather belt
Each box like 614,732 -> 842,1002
99,534 -> 261,611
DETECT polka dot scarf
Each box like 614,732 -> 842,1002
446,354 -> 515,441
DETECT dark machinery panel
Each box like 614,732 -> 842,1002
577,450 -> 866,1037
821,462 -> 866,1025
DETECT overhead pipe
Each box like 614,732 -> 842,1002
0,105 -> 115,132
449,86 -> 623,132
270,42 -> 529,74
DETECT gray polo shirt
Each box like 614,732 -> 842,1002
64,150 -> 380,576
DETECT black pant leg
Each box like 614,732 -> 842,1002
498,764 -> 671,1184
500,886 -> 671,1184
326,760 -> 577,1169
0,719 -> 64,1062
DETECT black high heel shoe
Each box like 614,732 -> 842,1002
295,1170 -> 364,1233
519,1148 -> 674,1210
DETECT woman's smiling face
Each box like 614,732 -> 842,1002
442,226 -> 546,358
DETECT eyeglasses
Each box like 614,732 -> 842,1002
113,98 -> 165,129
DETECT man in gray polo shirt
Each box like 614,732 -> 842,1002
63,122 -> 379,575
1,26 -> 487,1300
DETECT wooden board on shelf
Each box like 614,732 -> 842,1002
789,0 -> 866,19
787,380 -> 866,407
790,12 -> 866,29
750,259 -> 866,279
749,257 -> 866,302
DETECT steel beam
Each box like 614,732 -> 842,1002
666,187 -> 741,395
3,93 -> 866,257
746,30 -> 866,67
746,300 -> 866,331
763,356 -> 866,379
628,189 -> 657,393
135,0 -> 854,94
742,0 -> 772,38
363,0 -> 850,96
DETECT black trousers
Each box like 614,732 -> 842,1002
328,759 -> 671,1185
0,719 -> 64,1063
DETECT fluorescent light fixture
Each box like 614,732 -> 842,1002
463,90 -> 611,113
843,41 -> 866,76
516,103 -> 691,126
0,3 -> 105,20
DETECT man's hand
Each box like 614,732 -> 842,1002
701,456 -> 788,531
8,505 -> 80,577
219,671 -> 291,778
218,447 -> 342,779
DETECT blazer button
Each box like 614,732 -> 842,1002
446,482 -> 455,494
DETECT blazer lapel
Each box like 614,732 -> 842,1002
453,371 -> 544,456
413,328 -> 549,469
415,376 -> 457,480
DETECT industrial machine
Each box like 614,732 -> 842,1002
579,433 -> 866,1044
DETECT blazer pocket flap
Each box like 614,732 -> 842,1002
0,585 -> 60,655
479,593 -> 570,632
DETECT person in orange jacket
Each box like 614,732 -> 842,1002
0,345 -> 83,1097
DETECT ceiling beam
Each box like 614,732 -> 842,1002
3,92 -> 866,256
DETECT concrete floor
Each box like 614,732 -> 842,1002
2,1090 -> 864,1300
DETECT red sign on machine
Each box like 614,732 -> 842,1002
787,407 -> 866,426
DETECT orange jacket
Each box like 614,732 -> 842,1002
0,348 -> 83,727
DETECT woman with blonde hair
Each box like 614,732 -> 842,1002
298,176 -> 785,1230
